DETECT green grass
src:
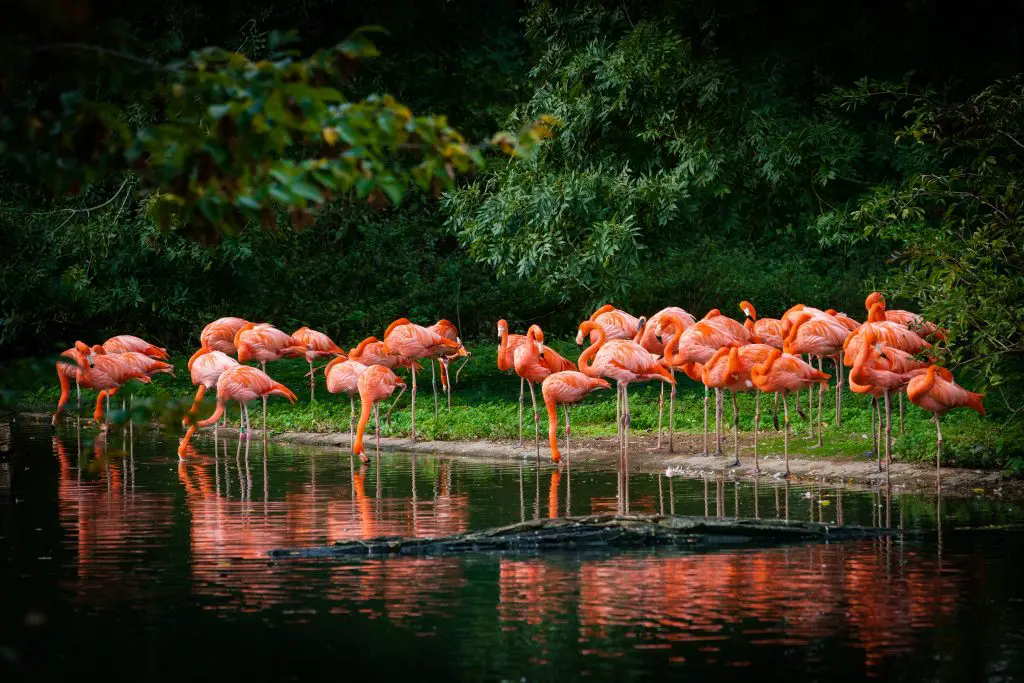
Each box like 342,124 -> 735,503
4,341 -> 1021,471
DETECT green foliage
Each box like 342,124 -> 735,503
819,76 -> 1024,387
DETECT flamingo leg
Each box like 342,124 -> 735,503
431,359 -> 439,420
442,358 -> 452,411
308,361 -> 315,402
76,381 -> 81,412
835,353 -> 843,427
656,382 -> 665,449
563,404 -> 571,465
518,377 -> 525,448
772,392 -> 779,430
410,363 -> 418,441
375,401 -> 381,455
753,391 -> 761,473
884,390 -> 893,470
872,396 -> 880,471
729,391 -> 740,467
623,384 -> 631,506
527,380 -> 541,459
350,395 -> 356,454
384,383 -> 407,428
715,388 -> 723,456
702,385 -> 709,456
935,414 -> 942,473
668,369 -> 676,453
260,361 -> 267,437
898,391 -> 905,435
781,391 -> 790,476
807,356 -> 813,431
817,357 -> 824,447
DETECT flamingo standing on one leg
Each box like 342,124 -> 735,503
907,366 -> 985,472
381,318 -> 461,441
513,325 -> 577,458
702,344 -> 776,470
177,365 -> 297,457
235,323 -> 307,435
353,364 -> 406,464
183,349 -> 239,432
324,355 -> 368,453
291,326 -> 345,401
577,320 -> 674,466
634,307 -> 695,451
542,371 -> 610,463
783,311 -> 850,446
660,314 -> 747,455
750,349 -> 831,476
427,319 -> 471,414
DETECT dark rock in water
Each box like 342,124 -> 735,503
268,514 -> 894,559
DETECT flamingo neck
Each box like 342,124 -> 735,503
577,325 -> 605,378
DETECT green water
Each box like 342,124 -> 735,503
2,418 -> 1024,681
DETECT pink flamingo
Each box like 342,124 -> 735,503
750,349 -> 831,476
576,304 -> 643,345
353,364 -> 406,463
324,355 -> 369,452
197,317 -> 250,355
291,326 -> 345,401
183,349 -> 239,431
513,324 -> 577,457
234,323 -> 307,431
739,301 -> 790,430
177,365 -> 297,457
577,320 -> 674,463
702,344 -> 776,470
542,371 -> 610,463
783,310 -> 851,443
907,366 -> 985,471
381,318 -> 461,440
101,335 -> 168,359
427,319 -> 471,414
634,306 -> 696,450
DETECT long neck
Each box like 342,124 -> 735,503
233,322 -> 256,350
577,326 -> 605,377
662,318 -> 685,366
498,325 -> 509,371
849,335 -> 874,386
353,392 -> 374,458
351,337 -> 376,358
197,397 -> 226,428
187,347 -> 206,371
908,365 -> 938,403
545,394 -> 561,463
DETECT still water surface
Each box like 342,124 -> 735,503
2,420 -> 1024,681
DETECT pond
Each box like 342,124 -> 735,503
2,418 -> 1024,681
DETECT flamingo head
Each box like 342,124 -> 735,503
74,341 -> 96,367
739,301 -> 756,320
576,321 -> 599,346
865,291 -> 885,312
496,319 -> 508,342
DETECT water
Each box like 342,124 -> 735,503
2,419 -> 1024,681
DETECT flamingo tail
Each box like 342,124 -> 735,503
269,383 -> 298,403
966,391 -> 986,416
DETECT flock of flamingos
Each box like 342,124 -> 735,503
51,292 -> 984,476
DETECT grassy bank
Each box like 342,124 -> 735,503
4,342 -> 1020,472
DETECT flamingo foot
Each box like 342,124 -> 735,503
727,459 -> 741,468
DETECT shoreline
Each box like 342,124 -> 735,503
19,412 -> 1021,498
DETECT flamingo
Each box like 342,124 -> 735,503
324,355 -> 368,452
291,326 -> 345,401
234,323 -> 307,432
783,310 -> 850,445
702,344 -> 776,470
750,349 -> 831,476
513,325 -> 577,457
52,342 -> 97,426
183,350 -> 239,431
739,301 -> 789,430
381,318 -> 461,440
576,304 -> 643,345
353,364 -> 406,463
197,317 -> 250,355
699,309 -> 752,450
907,366 -> 985,471
348,336 -> 404,369
427,319 -> 471,415
498,319 -> 533,447
577,320 -> 674,463
177,365 -> 297,457
634,306 -> 695,451
850,328 -> 928,471
844,304 -> 931,364
865,292 -> 945,340
64,342 -> 154,427
661,313 -> 747,455
542,371 -> 610,463
101,335 -> 168,359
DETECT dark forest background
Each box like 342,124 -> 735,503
2,0 -> 1022,394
